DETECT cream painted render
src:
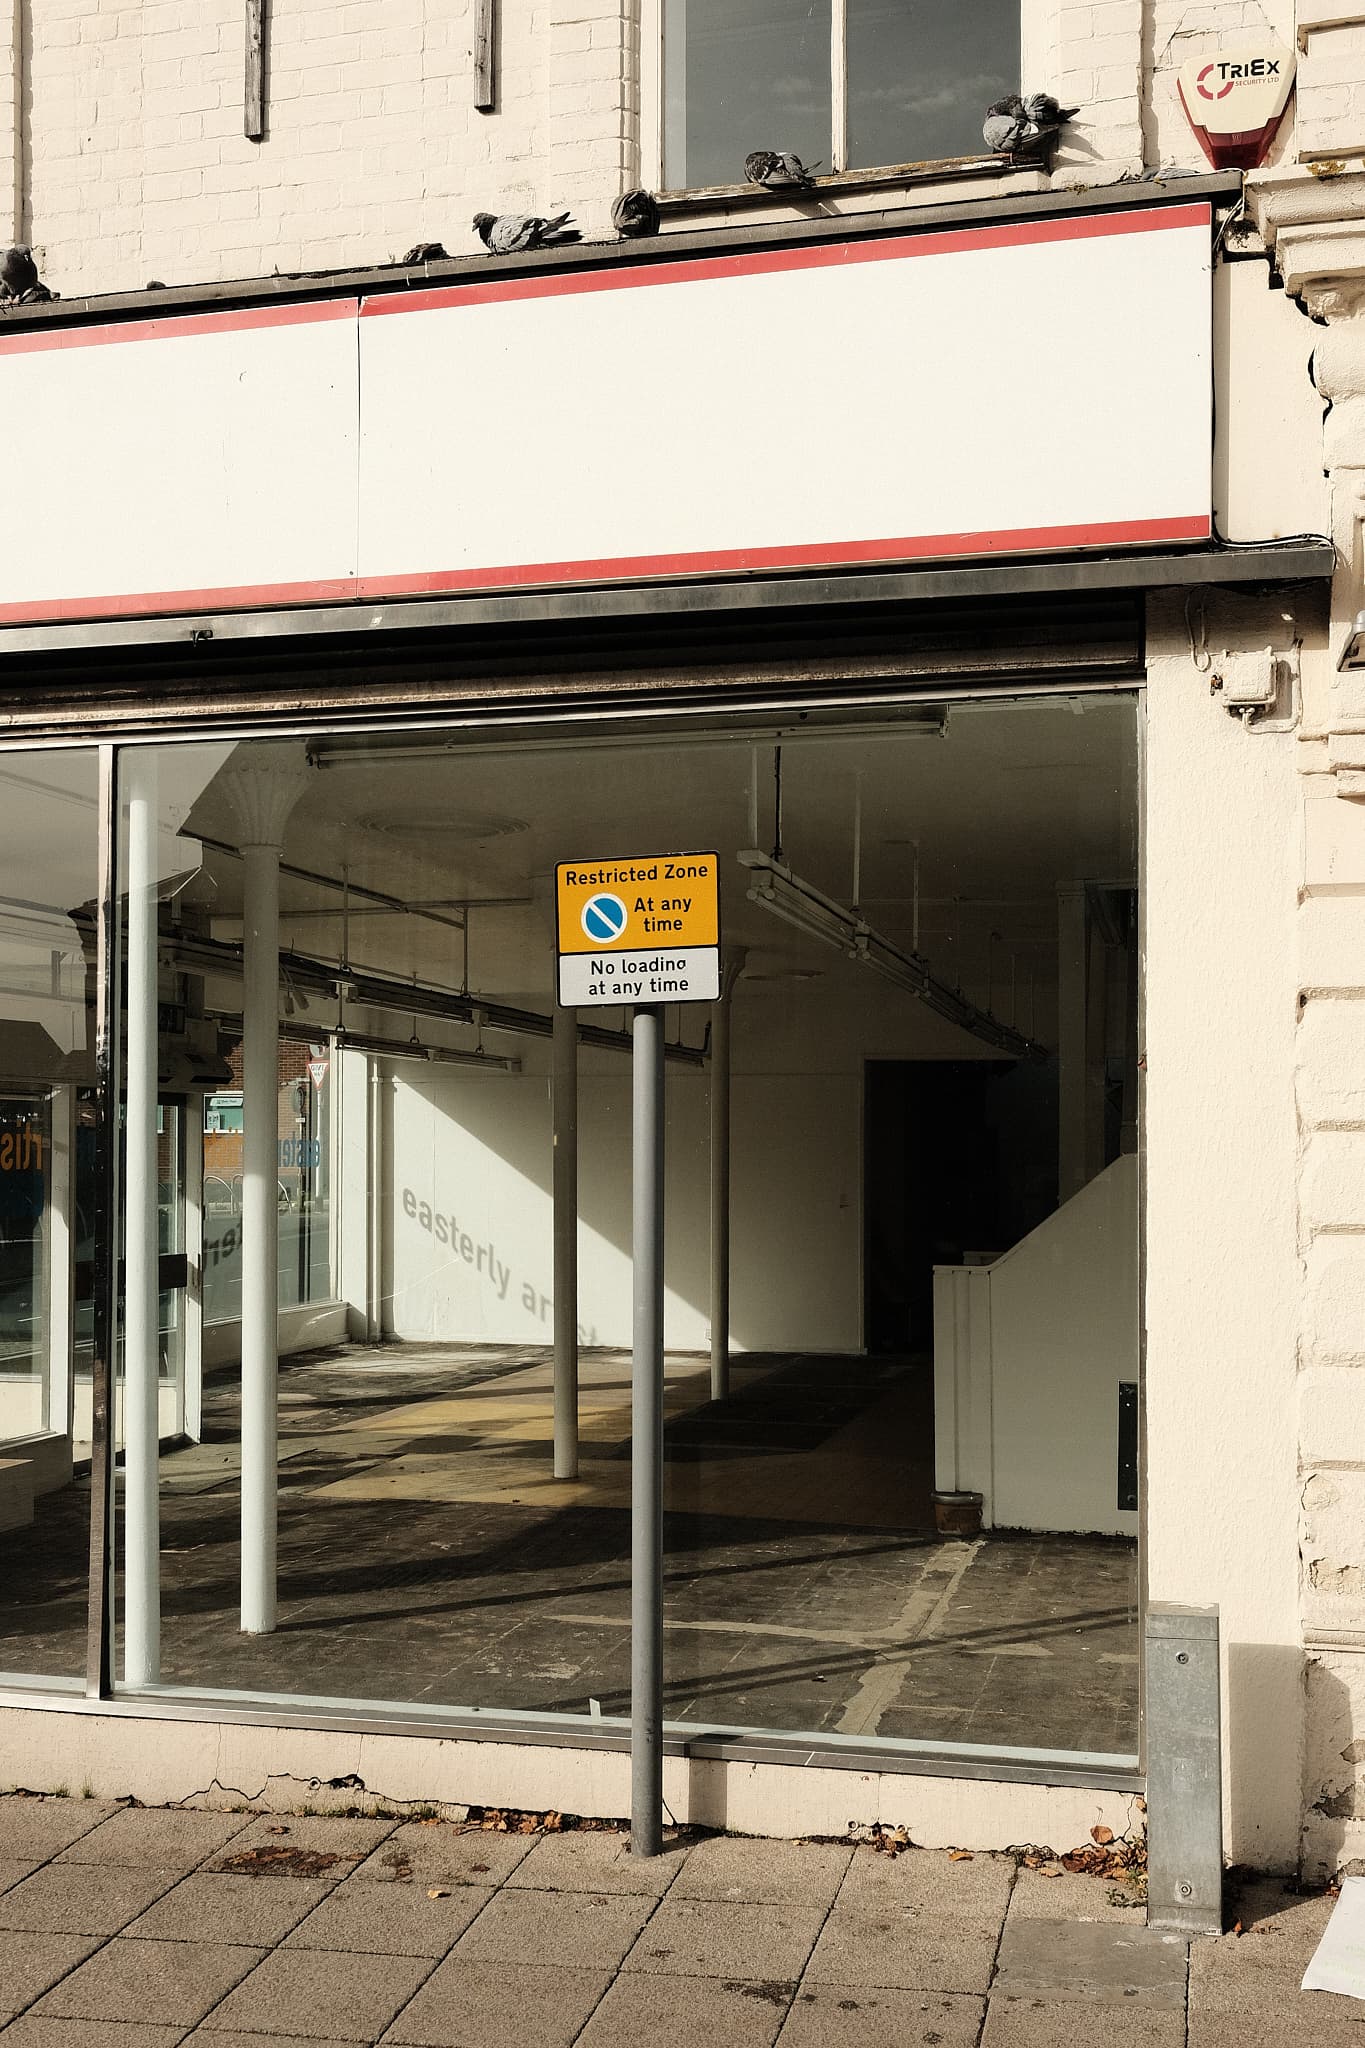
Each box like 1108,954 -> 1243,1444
4,0 -> 1365,1880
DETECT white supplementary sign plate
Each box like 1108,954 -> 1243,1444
0,205 -> 1212,626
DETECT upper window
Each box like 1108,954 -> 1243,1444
662,0 -> 1022,191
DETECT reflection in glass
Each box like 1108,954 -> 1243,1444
847,0 -> 1020,169
664,0 -> 831,191
0,751 -> 99,1680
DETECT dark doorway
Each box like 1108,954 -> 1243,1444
864,1058 -> 1060,1353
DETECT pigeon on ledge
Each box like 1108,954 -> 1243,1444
612,189 -> 661,238
983,93 -> 1079,163
0,245 -> 51,302
472,211 -> 581,254
744,149 -> 819,189
402,241 -> 449,264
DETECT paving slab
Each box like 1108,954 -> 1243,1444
624,1898 -> 825,1982
0,2020 -> 188,2047
379,1957 -> 611,2047
183,2037 -> 365,2048
984,1996 -> 1186,2045
1224,1878 -> 1337,1966
31,1938 -> 265,2027
0,1860 -> 39,1896
199,1948 -> 434,2039
57,1809 -> 252,1871
0,1862 -> 181,1936
1188,2010 -> 1365,2048
804,1906 -> 1000,1994
0,1931 -> 103,2021
1188,1931 -> 1365,2025
992,1919 -> 1188,2011
1006,1867 -> 1145,1923
0,1803 -> 119,1864
671,1838 -> 852,1909
777,1983 -> 984,2047
209,1818 -> 394,1886
284,1878 -> 493,1956
836,1846 -> 1014,1923
454,1886 -> 655,1970
126,1873 -> 337,1946
506,1830 -> 689,1897
576,1970 -> 792,2047
352,1823 -> 531,1890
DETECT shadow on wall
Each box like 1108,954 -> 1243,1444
1226,1640 -> 1310,1877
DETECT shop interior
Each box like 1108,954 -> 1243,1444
0,693 -> 1141,1764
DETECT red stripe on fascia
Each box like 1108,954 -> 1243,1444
360,204 -> 1212,318
0,574 -> 359,624
355,515 -> 1213,596
0,513 -> 1211,627
0,296 -> 360,357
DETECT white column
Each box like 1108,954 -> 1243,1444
709,951 -> 744,1401
552,1002 -> 578,1480
183,1108 -> 204,1442
124,754 -> 161,1686
219,745 -> 312,1637
46,1083 -> 76,1439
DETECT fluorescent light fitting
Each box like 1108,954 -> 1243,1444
739,850 -> 1045,1061
335,1028 -> 521,1074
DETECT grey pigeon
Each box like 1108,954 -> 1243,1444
472,210 -> 581,255
402,240 -> 449,264
0,244 -> 49,302
612,189 -> 660,238
983,93 -> 1079,162
744,149 -> 819,190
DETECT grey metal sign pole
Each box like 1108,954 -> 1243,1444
631,1001 -> 665,1857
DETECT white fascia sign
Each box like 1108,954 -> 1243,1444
1178,38 -> 1296,168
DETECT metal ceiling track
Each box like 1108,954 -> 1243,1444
739,850 -> 1047,1061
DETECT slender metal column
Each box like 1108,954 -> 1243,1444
1057,885 -> 1089,1200
183,1106 -> 204,1443
631,1004 -> 665,1857
240,841 -> 281,1634
85,744 -> 120,1702
552,1002 -> 579,1480
708,953 -> 743,1402
123,754 -> 161,1686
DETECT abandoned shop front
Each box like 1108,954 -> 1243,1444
0,178 -> 1338,1902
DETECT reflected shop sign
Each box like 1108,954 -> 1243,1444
0,203 -> 1212,627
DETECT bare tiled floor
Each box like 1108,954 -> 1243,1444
0,1796 -> 1350,2046
0,1344 -> 1138,1758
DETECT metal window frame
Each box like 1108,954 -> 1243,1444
45,675 -> 1152,1795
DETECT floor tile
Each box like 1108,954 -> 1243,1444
577,1971 -> 792,2047
0,1805 -> 120,1865
209,1818 -> 393,1887
671,1838 -> 852,1909
453,1887 -> 654,1970
985,1995 -> 1186,2045
57,1810 -> 252,1872
992,1919 -> 1188,2010
379,1958 -> 611,2047
31,1938 -> 265,2027
0,1863 -> 180,1936
1006,1868 -> 1146,1923
0,2020 -> 188,2047
805,1907 -> 999,1994
506,1830 -> 688,1897
778,1983 -> 985,2048
352,1824 -> 531,1890
126,1874 -> 336,1946
836,1846 -> 1014,1923
199,1948 -> 433,2039
624,1898 -> 824,1981
0,1932 -> 103,2021
285,1879 -> 492,1956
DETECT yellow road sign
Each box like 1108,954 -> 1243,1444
555,852 -> 721,1007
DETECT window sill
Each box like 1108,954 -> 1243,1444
656,154 -> 1045,221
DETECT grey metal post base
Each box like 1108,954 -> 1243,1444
1145,1604 -> 1223,1935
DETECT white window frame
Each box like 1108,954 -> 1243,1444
640,0 -> 1042,193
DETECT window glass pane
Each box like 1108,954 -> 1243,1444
0,750 -> 100,1683
847,0 -> 1020,170
664,0 -> 832,191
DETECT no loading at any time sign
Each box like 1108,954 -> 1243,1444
555,853 -> 721,1007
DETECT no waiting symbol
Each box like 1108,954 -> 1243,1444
581,892 -> 628,942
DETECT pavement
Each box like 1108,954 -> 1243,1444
0,1794 -> 1352,2046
